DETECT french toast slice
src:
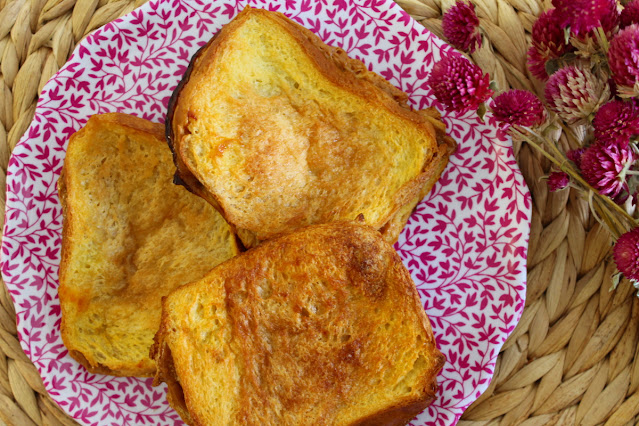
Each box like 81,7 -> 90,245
167,7 -> 456,249
151,222 -> 445,425
58,113 -> 238,377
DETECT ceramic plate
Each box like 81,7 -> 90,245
1,0 -> 531,424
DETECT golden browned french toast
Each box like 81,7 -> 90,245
58,113 -> 238,377
151,221 -> 445,425
167,7 -> 456,248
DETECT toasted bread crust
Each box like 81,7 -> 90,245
166,32 -> 225,210
152,222 -> 445,425
59,113 -> 238,376
380,113 -> 456,243
167,7 -> 455,247
98,111 -> 166,139
151,327 -> 195,424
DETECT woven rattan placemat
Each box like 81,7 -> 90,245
1,0 -> 638,424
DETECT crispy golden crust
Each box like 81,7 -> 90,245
166,32 -> 224,209
152,222 -> 445,425
167,7 -> 455,248
151,339 -> 194,424
380,111 -> 457,243
59,113 -> 238,377
99,112 -> 166,139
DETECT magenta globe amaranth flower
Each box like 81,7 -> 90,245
621,0 -> 639,28
544,65 -> 610,124
427,54 -> 493,114
552,0 -> 619,36
491,90 -> 546,127
580,140 -> 635,202
567,148 -> 586,169
527,9 -> 573,80
443,1 -> 482,53
601,0 -> 621,34
608,24 -> 639,97
614,227 -> 639,281
593,99 -> 639,146
548,172 -> 570,191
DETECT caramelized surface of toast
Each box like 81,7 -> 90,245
152,222 -> 445,425
168,7 -> 455,248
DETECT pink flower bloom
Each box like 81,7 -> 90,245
552,0 -> 619,36
608,24 -> 639,97
443,1 -> 482,53
613,227 -> 639,281
567,148 -> 586,169
593,99 -> 639,147
544,65 -> 610,124
528,48 -> 550,81
427,54 -> 493,114
621,0 -> 639,29
491,90 -> 546,127
580,139 -> 635,202
548,171 -> 570,191
598,0 -> 621,37
527,9 -> 573,80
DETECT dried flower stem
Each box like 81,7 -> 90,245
513,126 -> 638,234
588,191 -> 616,236
512,127 -> 564,165
526,126 -> 573,165
557,121 -> 584,149
594,194 -> 627,237
595,26 -> 610,54
521,127 -> 634,224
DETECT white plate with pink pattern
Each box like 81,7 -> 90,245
1,0 -> 531,424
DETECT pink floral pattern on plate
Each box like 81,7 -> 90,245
1,0 -> 531,424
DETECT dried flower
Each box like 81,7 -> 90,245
600,0 -> 621,36
581,139 -> 635,201
548,171 -> 570,191
567,148 -> 586,169
491,90 -> 546,127
527,9 -> 573,80
544,65 -> 611,124
613,227 -> 639,281
552,0 -> 619,36
528,49 -> 551,81
621,0 -> 639,29
443,1 -> 482,54
593,99 -> 639,147
608,24 -> 639,97
427,54 -> 493,114
568,0 -> 619,57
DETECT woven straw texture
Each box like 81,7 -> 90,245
1,0 -> 638,424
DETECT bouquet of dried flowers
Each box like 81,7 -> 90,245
432,0 -> 639,289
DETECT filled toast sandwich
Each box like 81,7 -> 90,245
167,7 -> 456,248
58,113 -> 238,376
152,221 -> 445,425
